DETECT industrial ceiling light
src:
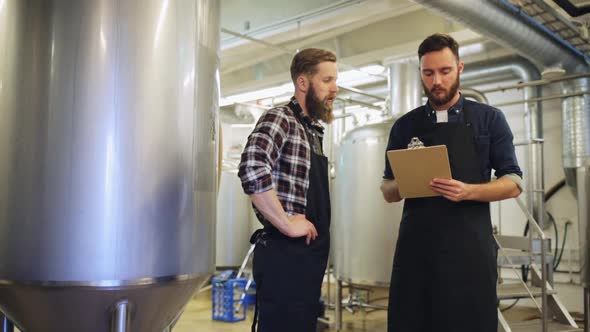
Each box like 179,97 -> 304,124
541,66 -> 567,80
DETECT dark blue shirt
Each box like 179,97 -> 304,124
383,95 -> 522,182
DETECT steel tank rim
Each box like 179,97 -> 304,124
339,118 -> 395,143
0,272 -> 209,288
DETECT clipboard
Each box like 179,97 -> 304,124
387,137 -> 452,199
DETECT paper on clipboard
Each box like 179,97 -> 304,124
387,138 -> 452,199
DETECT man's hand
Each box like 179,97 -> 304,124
285,214 -> 318,245
430,176 -> 521,202
430,178 -> 473,202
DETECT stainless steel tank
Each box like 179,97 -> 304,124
216,168 -> 252,267
562,78 -> 590,288
331,118 -> 404,285
0,1 -> 219,331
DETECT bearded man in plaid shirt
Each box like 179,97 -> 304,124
238,48 -> 338,332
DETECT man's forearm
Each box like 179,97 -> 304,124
467,176 -> 521,202
380,179 -> 402,203
250,190 -> 292,235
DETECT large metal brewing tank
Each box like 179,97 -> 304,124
0,1 -> 219,331
332,118 -> 404,285
216,168 -> 252,267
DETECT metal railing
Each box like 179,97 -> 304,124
495,138 -> 551,332
495,195 -> 550,332
515,195 -> 550,332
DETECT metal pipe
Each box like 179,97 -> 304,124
338,97 -> 383,111
539,142 -> 548,332
578,165 -> 590,328
479,72 -> 590,93
492,90 -> 590,107
460,87 -> 488,104
463,56 -> 544,228
515,197 -> 546,240
342,301 -> 388,311
221,0 -> 369,46
113,302 -> 129,332
513,139 -> 545,147
338,86 -> 386,101
221,28 -> 293,54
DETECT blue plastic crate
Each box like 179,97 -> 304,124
211,276 -> 248,322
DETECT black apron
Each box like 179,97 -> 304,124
387,107 -> 498,332
250,107 -> 330,332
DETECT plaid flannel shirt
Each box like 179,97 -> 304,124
238,99 -> 324,224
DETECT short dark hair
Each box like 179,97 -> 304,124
290,48 -> 337,83
418,33 -> 460,61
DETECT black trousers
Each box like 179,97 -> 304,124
252,234 -> 329,332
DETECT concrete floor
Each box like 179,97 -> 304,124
173,282 -> 587,332
8,280 -> 582,331
173,286 -> 388,332
3,280 -> 583,332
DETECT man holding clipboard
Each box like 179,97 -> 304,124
380,34 -> 523,332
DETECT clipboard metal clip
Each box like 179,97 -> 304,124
407,137 -> 425,149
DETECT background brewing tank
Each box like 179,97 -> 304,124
331,118 -> 404,285
216,168 -> 252,267
0,0 -> 220,331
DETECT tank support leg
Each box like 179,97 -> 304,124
584,286 -> 589,332
112,301 -> 129,332
335,279 -> 342,331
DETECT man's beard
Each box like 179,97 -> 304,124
305,83 -> 334,124
423,74 -> 460,108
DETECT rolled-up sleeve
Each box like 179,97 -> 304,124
238,108 -> 290,194
490,109 -> 523,179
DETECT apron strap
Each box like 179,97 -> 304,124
251,281 -> 260,332
249,229 -> 264,332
